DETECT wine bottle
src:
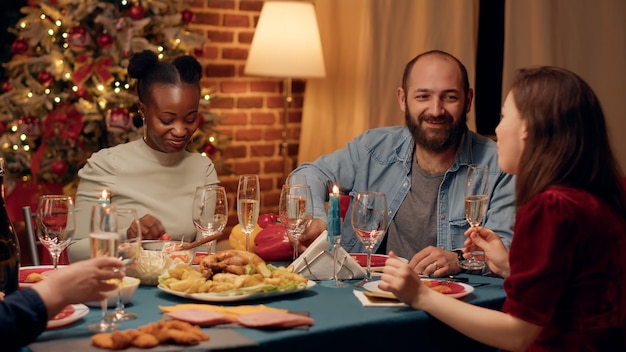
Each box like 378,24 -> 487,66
0,157 -> 20,294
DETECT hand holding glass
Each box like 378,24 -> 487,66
278,184 -> 313,260
192,185 -> 228,254
351,192 -> 387,287
459,164 -> 489,271
237,175 -> 260,252
36,195 -> 75,270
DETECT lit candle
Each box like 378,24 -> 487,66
327,185 -> 341,248
98,189 -> 110,205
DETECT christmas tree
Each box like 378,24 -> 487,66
0,0 -> 226,189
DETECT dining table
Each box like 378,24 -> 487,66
24,271 -> 506,352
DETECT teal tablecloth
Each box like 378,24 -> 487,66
27,274 -> 505,351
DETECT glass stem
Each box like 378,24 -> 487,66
116,291 -> 123,313
100,298 -> 108,324
51,251 -> 59,270
365,248 -> 372,280
245,233 -> 250,252
292,239 -> 298,261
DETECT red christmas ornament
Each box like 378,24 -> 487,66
12,38 -> 28,55
17,115 -> 42,141
96,33 -> 114,49
181,9 -> 194,24
0,122 -> 7,135
51,160 -> 69,177
37,71 -> 54,87
202,142 -> 217,156
68,25 -> 91,51
105,107 -> 132,133
130,5 -> 145,20
2,81 -> 13,92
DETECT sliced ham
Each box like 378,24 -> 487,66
237,311 -> 314,328
164,309 -> 235,326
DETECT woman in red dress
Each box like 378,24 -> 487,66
380,66 -> 626,351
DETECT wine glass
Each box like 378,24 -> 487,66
36,195 -> 75,270
237,175 -> 260,252
278,184 -> 313,260
351,192 -> 388,287
459,164 -> 489,270
108,208 -> 141,322
192,185 -> 228,254
88,204 -> 121,332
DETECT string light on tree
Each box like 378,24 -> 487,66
0,0 -> 229,187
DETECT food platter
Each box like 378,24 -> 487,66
157,280 -> 315,302
363,279 -> 474,299
47,304 -> 89,329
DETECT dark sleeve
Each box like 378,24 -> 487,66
0,288 -> 48,350
501,189 -> 576,326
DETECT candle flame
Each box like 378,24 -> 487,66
101,189 -> 109,200
332,185 -> 339,194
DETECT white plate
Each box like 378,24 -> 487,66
19,265 -> 68,289
363,279 -> 474,299
157,280 -> 316,302
46,304 -> 89,329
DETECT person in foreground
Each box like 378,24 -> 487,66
291,50 -> 515,277
69,50 -> 219,262
379,66 -> 626,351
0,257 -> 123,350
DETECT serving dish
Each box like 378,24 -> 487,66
85,276 -> 140,307
157,280 -> 315,302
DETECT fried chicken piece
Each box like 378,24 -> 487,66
199,250 -> 267,278
131,333 -> 160,348
91,333 -> 116,350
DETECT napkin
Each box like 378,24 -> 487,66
292,231 -> 366,280
352,290 -> 407,307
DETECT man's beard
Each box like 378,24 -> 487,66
405,108 -> 467,153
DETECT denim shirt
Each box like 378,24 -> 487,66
292,126 -> 516,255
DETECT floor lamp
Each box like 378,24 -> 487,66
244,1 -> 326,179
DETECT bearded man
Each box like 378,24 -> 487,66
292,50 -> 515,277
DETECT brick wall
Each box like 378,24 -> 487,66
189,0 -> 305,233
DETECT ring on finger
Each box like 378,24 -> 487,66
432,260 -> 439,270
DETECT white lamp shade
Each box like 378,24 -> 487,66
245,1 -> 326,79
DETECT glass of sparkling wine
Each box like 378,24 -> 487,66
278,184 -> 313,260
88,204 -> 121,332
459,164 -> 489,271
237,175 -> 260,252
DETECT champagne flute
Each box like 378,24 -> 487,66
88,204 -> 120,332
278,184 -> 313,260
36,195 -> 75,270
459,164 -> 489,270
192,185 -> 228,254
237,175 -> 260,252
351,192 -> 387,287
108,208 -> 141,322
